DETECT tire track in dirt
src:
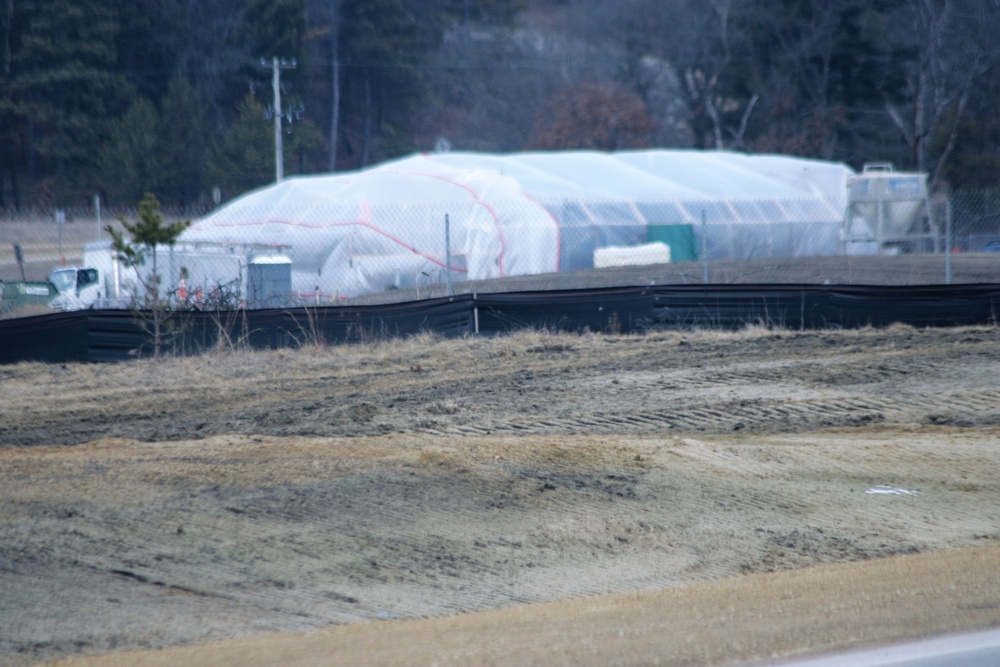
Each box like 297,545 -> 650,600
426,384 -> 1000,437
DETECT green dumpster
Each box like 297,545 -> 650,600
1,280 -> 58,313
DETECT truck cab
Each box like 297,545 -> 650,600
48,267 -> 105,311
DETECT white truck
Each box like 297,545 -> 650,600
47,241 -> 293,311
47,266 -> 113,311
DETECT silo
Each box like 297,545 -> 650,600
842,163 -> 937,255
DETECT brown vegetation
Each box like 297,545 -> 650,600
2,325 -> 1000,665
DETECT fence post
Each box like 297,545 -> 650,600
56,209 -> 65,265
169,245 -> 175,306
94,194 -> 101,242
945,194 -> 952,285
473,291 -> 479,335
445,213 -> 454,297
701,208 -> 708,285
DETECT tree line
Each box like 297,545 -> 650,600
1,0 -> 998,211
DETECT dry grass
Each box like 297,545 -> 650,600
0,323 -> 980,393
0,304 -> 54,320
5,324 -> 1000,666
46,543 -> 1000,667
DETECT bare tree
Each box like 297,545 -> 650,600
419,21 -> 595,152
528,81 -> 655,150
739,0 -> 851,159
882,0 -> 1000,187
572,0 -> 757,150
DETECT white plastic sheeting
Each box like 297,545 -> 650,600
182,150 -> 854,299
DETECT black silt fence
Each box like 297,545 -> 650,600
2,284 -> 999,364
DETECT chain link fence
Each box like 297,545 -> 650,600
2,191 -> 999,313
941,189 -> 1000,253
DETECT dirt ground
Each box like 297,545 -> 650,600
2,325 -> 1000,666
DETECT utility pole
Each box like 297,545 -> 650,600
261,57 -> 297,183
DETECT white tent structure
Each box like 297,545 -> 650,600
182,150 -> 854,299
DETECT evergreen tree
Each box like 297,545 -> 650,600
113,0 -> 177,103
283,116 -> 325,176
239,0 -> 307,132
106,192 -> 190,357
98,97 -> 163,206
158,77 -> 209,206
207,94 -> 273,200
0,0 -> 21,209
243,0 -> 306,61
4,0 -> 132,203
338,0 -> 432,167
440,0 -> 524,26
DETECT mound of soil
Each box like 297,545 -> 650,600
2,326 -> 1000,666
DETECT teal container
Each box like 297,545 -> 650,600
648,224 -> 698,261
